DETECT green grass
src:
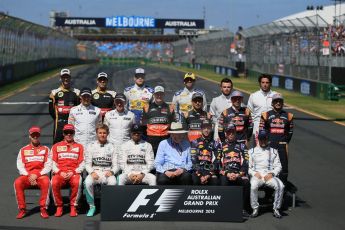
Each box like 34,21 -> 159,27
152,63 -> 345,124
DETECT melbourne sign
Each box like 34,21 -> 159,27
101,186 -> 243,222
54,17 -> 204,29
105,16 -> 155,28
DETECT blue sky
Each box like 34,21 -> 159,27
0,0 -> 335,32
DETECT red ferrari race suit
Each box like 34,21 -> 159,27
51,141 -> 84,207
14,144 -> 51,210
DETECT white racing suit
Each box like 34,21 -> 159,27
248,146 -> 284,210
84,141 -> 118,207
68,104 -> 102,148
103,109 -> 136,145
247,89 -> 276,140
209,94 -> 232,140
118,140 -> 156,185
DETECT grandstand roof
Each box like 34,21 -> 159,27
276,3 -> 345,25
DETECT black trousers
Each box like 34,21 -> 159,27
220,175 -> 250,211
271,143 -> 288,185
53,119 -> 68,144
192,173 -> 219,186
147,135 -> 169,157
156,171 -> 192,185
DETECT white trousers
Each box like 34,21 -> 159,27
118,173 -> 156,186
250,176 -> 285,210
84,170 -> 116,206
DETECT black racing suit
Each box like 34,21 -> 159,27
220,140 -> 250,210
190,136 -> 222,185
91,89 -> 116,120
142,102 -> 175,156
49,86 -> 80,143
260,109 -> 294,184
183,109 -> 208,142
218,106 -> 253,143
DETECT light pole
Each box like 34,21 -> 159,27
306,5 -> 323,81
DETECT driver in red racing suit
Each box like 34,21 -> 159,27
14,126 -> 51,219
51,124 -> 84,217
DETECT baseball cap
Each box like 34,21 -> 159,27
258,130 -> 268,140
184,72 -> 196,80
192,92 -> 203,100
154,86 -> 165,93
131,124 -> 143,133
63,124 -> 75,131
97,72 -> 108,79
231,90 -> 244,98
114,93 -> 126,102
135,68 -> 145,75
225,123 -> 236,132
272,93 -> 284,101
60,68 -> 71,77
29,126 -> 41,134
80,87 -> 92,96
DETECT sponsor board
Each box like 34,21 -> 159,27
272,76 -> 279,87
101,186 -> 243,222
285,78 -> 293,90
227,68 -> 232,76
300,81 -> 311,95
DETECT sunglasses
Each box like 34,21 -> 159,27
132,132 -> 142,135
63,131 -> 75,135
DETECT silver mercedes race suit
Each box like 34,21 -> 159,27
117,139 -> 156,185
84,141 -> 118,206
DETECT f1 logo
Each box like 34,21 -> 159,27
127,189 -> 184,212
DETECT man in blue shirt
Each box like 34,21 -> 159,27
155,122 -> 192,185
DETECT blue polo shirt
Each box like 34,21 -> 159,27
155,138 -> 192,173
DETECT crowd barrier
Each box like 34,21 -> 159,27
172,61 -> 340,101
0,58 -> 95,87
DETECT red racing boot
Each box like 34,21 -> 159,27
70,206 -> 78,217
40,208 -> 49,219
16,209 -> 26,219
54,206 -> 63,217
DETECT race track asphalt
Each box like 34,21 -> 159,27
0,63 -> 344,230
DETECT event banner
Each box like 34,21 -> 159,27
101,186 -> 243,222
54,17 -> 204,29
155,19 -> 204,29
54,17 -> 105,27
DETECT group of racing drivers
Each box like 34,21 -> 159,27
14,67 -> 294,220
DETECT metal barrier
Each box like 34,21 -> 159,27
0,13 -> 97,85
